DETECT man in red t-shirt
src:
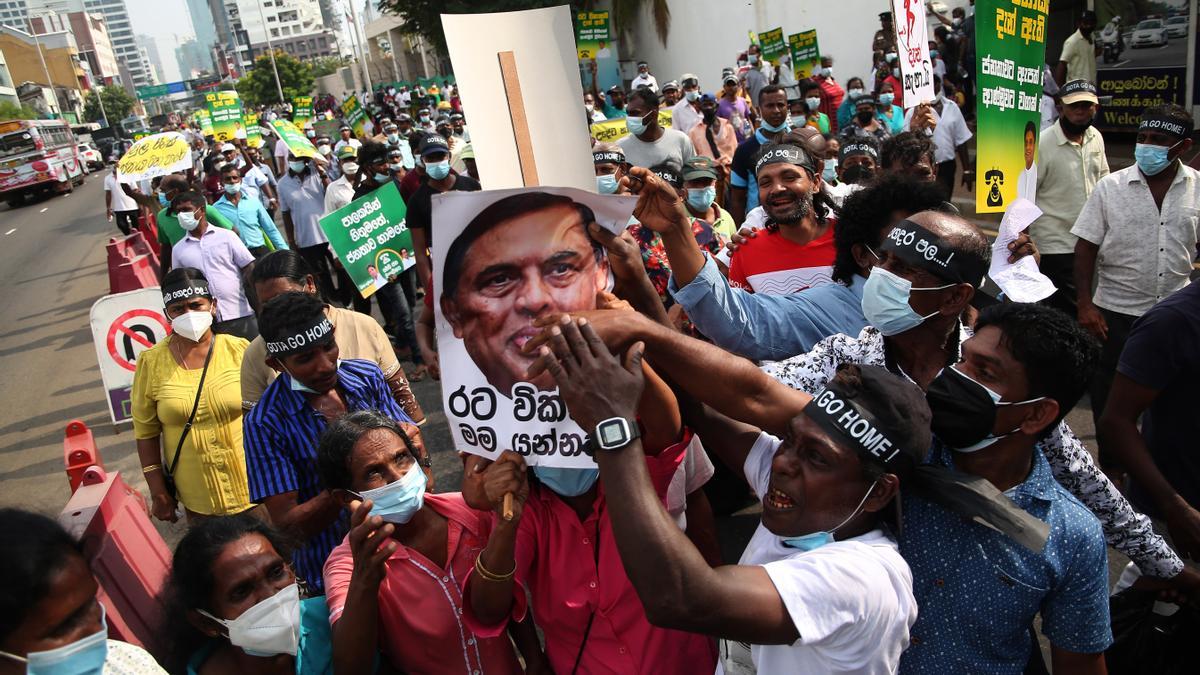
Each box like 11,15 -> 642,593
815,56 -> 846,132
727,143 -> 836,294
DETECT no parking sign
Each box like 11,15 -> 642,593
90,288 -> 170,425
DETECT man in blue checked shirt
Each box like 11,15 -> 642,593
243,291 -> 425,592
214,164 -> 288,259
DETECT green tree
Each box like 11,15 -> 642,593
374,0 -> 672,54
83,85 -> 136,124
235,51 -> 315,106
312,55 -> 349,78
0,100 -> 41,120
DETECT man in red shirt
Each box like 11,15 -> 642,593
815,56 -> 846,132
727,143 -> 837,294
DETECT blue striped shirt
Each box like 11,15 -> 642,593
243,358 -> 412,591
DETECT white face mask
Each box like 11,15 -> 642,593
198,583 -> 301,657
177,210 -> 200,232
341,162 -> 359,176
171,310 -> 213,342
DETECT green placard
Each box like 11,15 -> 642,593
268,118 -> 318,159
339,94 -> 369,137
758,28 -> 786,65
974,0 -> 1048,213
245,112 -> 262,148
788,30 -> 820,80
196,109 -> 213,136
292,96 -> 313,126
318,181 -> 414,299
206,91 -> 244,142
574,10 -> 610,60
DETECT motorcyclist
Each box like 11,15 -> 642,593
1100,16 -> 1123,61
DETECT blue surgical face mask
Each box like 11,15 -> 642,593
158,192 -> 169,206
283,359 -> 339,395
782,481 -> 878,551
357,463 -> 427,524
1134,141 -> 1179,177
685,89 -> 701,102
596,173 -> 619,194
288,160 -> 307,173
822,160 -> 838,184
879,92 -> 895,107
790,115 -> 807,128
626,114 -> 648,136
848,88 -> 864,99
373,172 -> 391,183
0,604 -> 109,675
861,265 -> 953,336
686,185 -> 716,211
760,116 -> 790,133
534,465 -> 599,497
805,97 -> 822,112
224,183 -> 240,195
426,160 -> 451,180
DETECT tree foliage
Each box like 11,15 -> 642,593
312,55 -> 349,78
0,100 -> 41,120
83,86 -> 136,123
235,51 -> 315,106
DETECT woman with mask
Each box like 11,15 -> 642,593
836,77 -> 867,131
0,509 -> 167,674
797,80 -> 830,135
876,81 -> 905,135
133,267 -> 253,522
317,410 -> 543,674
161,514 -> 337,674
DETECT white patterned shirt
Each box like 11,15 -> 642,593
759,324 -> 1184,579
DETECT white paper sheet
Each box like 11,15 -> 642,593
989,197 -> 1057,303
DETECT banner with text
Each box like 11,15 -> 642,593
758,28 -> 787,65
318,181 -> 413,300
340,94 -> 372,138
891,0 -> 935,107
196,109 -> 213,136
245,113 -> 263,149
974,0 -> 1047,213
206,92 -> 245,142
590,109 -> 672,143
788,30 -> 821,80
574,10 -> 610,60
292,96 -> 314,126
269,119 -> 319,159
1097,68 -> 1187,132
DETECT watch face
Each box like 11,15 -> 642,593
598,419 -> 628,447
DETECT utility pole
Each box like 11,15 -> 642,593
27,21 -> 64,119
94,83 -> 110,127
345,0 -> 372,91
255,3 -> 286,103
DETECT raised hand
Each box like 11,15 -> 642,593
532,316 -> 645,433
623,166 -> 689,235
347,499 -> 396,590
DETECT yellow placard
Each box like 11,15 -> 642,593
117,132 -> 192,180
590,110 -> 673,144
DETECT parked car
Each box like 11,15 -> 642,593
1131,19 -> 1168,48
1165,16 -> 1188,39
77,143 -> 103,171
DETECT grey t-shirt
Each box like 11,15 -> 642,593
617,127 -> 696,170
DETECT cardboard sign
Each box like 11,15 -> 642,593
339,95 -> 372,138
758,28 -> 787,65
574,10 -> 610,60
206,91 -> 245,141
116,132 -> 192,183
196,109 -> 213,136
431,187 -> 637,467
442,6 -> 595,192
890,0 -> 935,107
788,30 -> 821,81
90,288 -> 171,425
292,95 -> 314,126
590,109 -> 673,143
318,181 -> 413,299
269,119 -> 318,160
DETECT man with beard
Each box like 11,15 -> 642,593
618,87 -> 695,170
729,85 -> 791,224
726,144 -> 837,294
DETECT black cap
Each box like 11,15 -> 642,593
650,163 -> 681,188
417,134 -> 450,157
880,11 -> 893,20
1059,79 -> 1098,105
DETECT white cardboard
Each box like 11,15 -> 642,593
891,0 -> 937,108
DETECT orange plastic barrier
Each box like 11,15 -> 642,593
64,419 -> 102,493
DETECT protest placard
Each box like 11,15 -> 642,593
269,118 -> 318,159
313,118 -> 340,140
245,112 -> 263,149
890,0 -> 935,107
974,0 -> 1047,212
590,109 -> 672,143
317,181 -> 412,300
431,186 -> 637,467
758,28 -> 786,65
196,109 -> 213,136
788,30 -> 820,80
206,91 -> 244,141
340,94 -> 372,137
116,132 -> 192,182
574,10 -> 610,60
292,95 -> 314,126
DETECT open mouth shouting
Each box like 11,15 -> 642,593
764,486 -> 797,511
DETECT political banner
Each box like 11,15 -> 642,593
590,109 -> 672,143
973,0 -> 1047,213
317,181 -> 412,300
758,28 -> 787,65
197,109 -> 213,136
90,288 -> 171,425
292,95 -> 314,126
1097,68 -> 1186,131
245,112 -> 263,149
313,118 -> 341,140
574,10 -> 610,60
891,0 -> 935,107
340,94 -> 372,137
788,30 -> 821,81
117,132 -> 192,183
431,186 -> 637,467
269,118 -> 318,160
206,91 -> 245,142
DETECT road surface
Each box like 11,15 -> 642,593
1100,33 -> 1188,70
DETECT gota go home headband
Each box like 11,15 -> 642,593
754,144 -> 815,175
265,315 -> 334,357
593,151 -> 624,164
804,386 -> 908,471
880,219 -> 988,287
161,280 -> 211,307
1138,115 -> 1192,140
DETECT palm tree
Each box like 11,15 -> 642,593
603,0 -> 672,47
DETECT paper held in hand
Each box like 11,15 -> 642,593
988,197 -> 1056,303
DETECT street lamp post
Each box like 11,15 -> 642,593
254,4 -> 286,103
345,0 -> 372,91
27,22 -> 65,119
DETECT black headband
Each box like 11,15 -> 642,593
265,315 -> 334,357
593,151 -> 624,164
841,141 -> 879,161
653,167 -> 681,187
880,219 -> 987,287
162,280 -> 211,307
1138,115 -> 1192,140
804,386 -> 909,470
754,144 -> 814,175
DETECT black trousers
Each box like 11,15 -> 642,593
1038,253 -> 1077,317
113,210 -> 138,236
1090,306 -> 1139,469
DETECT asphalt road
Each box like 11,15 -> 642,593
1100,32 -> 1188,69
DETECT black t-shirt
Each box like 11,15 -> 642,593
406,173 -> 482,244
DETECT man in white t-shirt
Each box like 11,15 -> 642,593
903,75 -> 973,199
104,167 -> 139,235
542,324 -> 926,675
631,61 -> 659,92
273,135 -> 290,176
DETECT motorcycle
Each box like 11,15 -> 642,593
1101,22 -> 1124,63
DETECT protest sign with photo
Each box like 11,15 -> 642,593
206,91 -> 245,142
431,186 -> 637,467
788,30 -> 821,80
758,28 -> 786,65
590,109 -> 673,143
340,95 -> 372,138
245,112 -> 263,149
973,0 -> 1047,213
313,118 -> 341,140
317,181 -> 413,300
890,0 -> 935,107
196,109 -> 213,136
269,118 -> 318,159
574,10 -> 610,60
292,95 -> 314,126
1094,2 -> 1189,132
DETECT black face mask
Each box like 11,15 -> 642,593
1058,115 -> 1093,136
856,111 -> 875,125
842,164 -> 875,184
925,366 -> 1042,452
702,108 -> 717,124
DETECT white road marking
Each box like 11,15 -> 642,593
4,228 -> 15,236
39,207 -> 48,213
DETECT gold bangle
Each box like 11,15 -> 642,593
141,464 -> 162,474
474,552 -> 515,582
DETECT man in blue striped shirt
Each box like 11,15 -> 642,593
243,291 -> 419,591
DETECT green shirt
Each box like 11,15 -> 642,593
157,205 -> 235,246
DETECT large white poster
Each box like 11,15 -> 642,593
432,187 -> 636,467
892,0 -> 936,107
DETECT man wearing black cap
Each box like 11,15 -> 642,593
717,72 -> 753,142
825,137 -> 879,205
541,320 -> 922,674
660,80 -> 681,108
406,133 -> 481,290
1055,10 -> 1098,90
873,11 -> 898,55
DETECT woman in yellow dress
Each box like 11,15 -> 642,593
132,267 -> 251,522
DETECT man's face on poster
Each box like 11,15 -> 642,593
443,204 -> 608,395
1024,128 -> 1036,169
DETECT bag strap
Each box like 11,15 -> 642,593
166,337 -> 216,478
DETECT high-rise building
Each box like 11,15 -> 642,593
135,33 -> 164,82
3,0 -> 151,89
175,38 -> 209,79
209,0 -> 336,74
28,10 -> 119,87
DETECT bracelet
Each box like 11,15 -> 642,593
141,464 -> 162,474
474,552 -> 515,582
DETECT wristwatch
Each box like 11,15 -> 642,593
590,417 -> 640,452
